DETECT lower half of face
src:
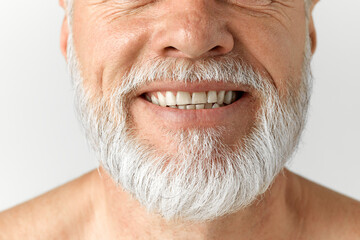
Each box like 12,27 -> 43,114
68,27 -> 312,221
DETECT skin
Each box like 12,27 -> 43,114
0,169 -> 359,239
0,0 -> 359,239
66,0 -> 311,152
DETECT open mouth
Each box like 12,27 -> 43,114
141,90 -> 244,109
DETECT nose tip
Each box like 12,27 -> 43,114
152,5 -> 234,59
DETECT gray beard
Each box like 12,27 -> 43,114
67,32 -> 312,221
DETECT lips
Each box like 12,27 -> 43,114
132,81 -> 256,128
142,90 -> 243,109
136,81 -> 252,110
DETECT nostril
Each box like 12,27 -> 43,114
164,46 -> 178,52
209,45 -> 228,55
165,46 -> 177,50
162,44 -> 229,58
163,46 -> 181,57
210,46 -> 221,51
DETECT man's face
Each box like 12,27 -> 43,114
65,0 -> 313,221
70,0 -> 308,147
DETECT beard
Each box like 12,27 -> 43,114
67,32 -> 312,222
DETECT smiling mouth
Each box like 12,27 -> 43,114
141,90 -> 244,109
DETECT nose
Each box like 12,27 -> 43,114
150,0 -> 234,59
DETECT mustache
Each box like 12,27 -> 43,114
117,52 -> 271,97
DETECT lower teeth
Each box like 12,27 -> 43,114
146,102 -> 232,110
164,103 -> 225,109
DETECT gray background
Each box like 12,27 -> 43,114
0,0 -> 359,211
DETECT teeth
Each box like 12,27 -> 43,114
207,91 -> 217,103
145,94 -> 152,102
192,92 -> 207,104
205,103 -> 213,109
224,91 -> 233,105
157,92 -> 167,107
217,91 -> 225,105
166,91 -> 177,106
196,104 -> 205,109
212,103 -> 220,109
151,95 -> 159,105
231,92 -> 237,102
148,90 -> 240,109
176,91 -> 192,105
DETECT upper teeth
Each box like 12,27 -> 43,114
145,90 -> 239,109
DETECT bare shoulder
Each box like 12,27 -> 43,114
0,170 -> 98,240
292,172 -> 360,239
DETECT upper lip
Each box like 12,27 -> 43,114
136,81 -> 253,96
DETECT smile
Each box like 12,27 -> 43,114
134,81 -> 254,125
142,90 -> 244,109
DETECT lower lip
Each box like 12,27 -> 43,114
135,93 -> 254,126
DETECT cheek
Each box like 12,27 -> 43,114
230,16 -> 306,96
72,9 -> 150,96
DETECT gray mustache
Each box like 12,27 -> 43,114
118,53 -> 268,97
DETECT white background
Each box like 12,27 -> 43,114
0,0 -> 359,211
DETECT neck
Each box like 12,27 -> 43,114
90,167 -> 304,239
